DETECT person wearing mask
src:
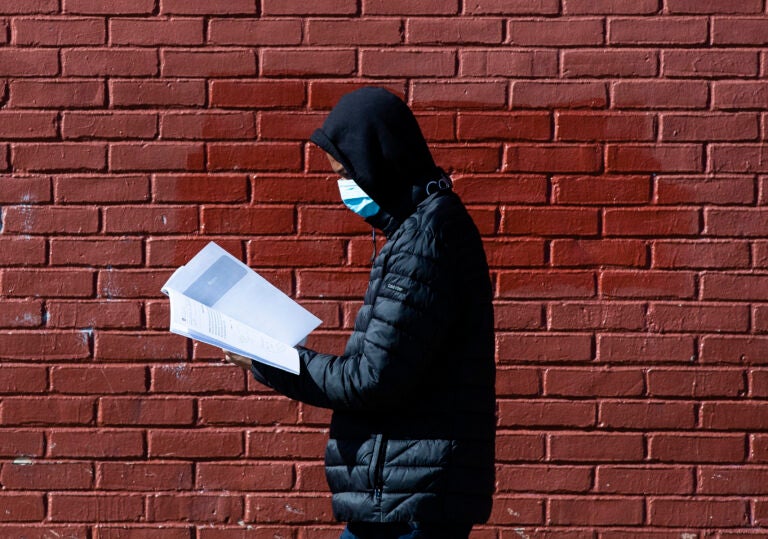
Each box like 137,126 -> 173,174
224,87 -> 496,539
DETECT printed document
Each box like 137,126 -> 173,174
161,242 -> 321,374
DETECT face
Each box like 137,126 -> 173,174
326,153 -> 349,178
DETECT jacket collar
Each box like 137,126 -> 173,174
365,210 -> 400,239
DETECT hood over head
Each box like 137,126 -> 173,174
310,87 -> 442,225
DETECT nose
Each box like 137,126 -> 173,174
326,152 -> 348,177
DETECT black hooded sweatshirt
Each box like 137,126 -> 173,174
249,87 -> 496,524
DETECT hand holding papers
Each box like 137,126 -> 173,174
161,242 -> 321,374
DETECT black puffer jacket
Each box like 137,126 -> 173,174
250,87 -> 496,524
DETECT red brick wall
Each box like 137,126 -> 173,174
0,0 -> 766,537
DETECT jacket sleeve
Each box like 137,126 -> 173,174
249,225 -> 457,411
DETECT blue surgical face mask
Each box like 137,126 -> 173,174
337,178 -> 380,218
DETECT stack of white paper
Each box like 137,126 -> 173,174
161,242 -> 321,374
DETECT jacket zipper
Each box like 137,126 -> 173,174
372,434 -> 387,503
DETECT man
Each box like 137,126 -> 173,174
224,87 -> 495,539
